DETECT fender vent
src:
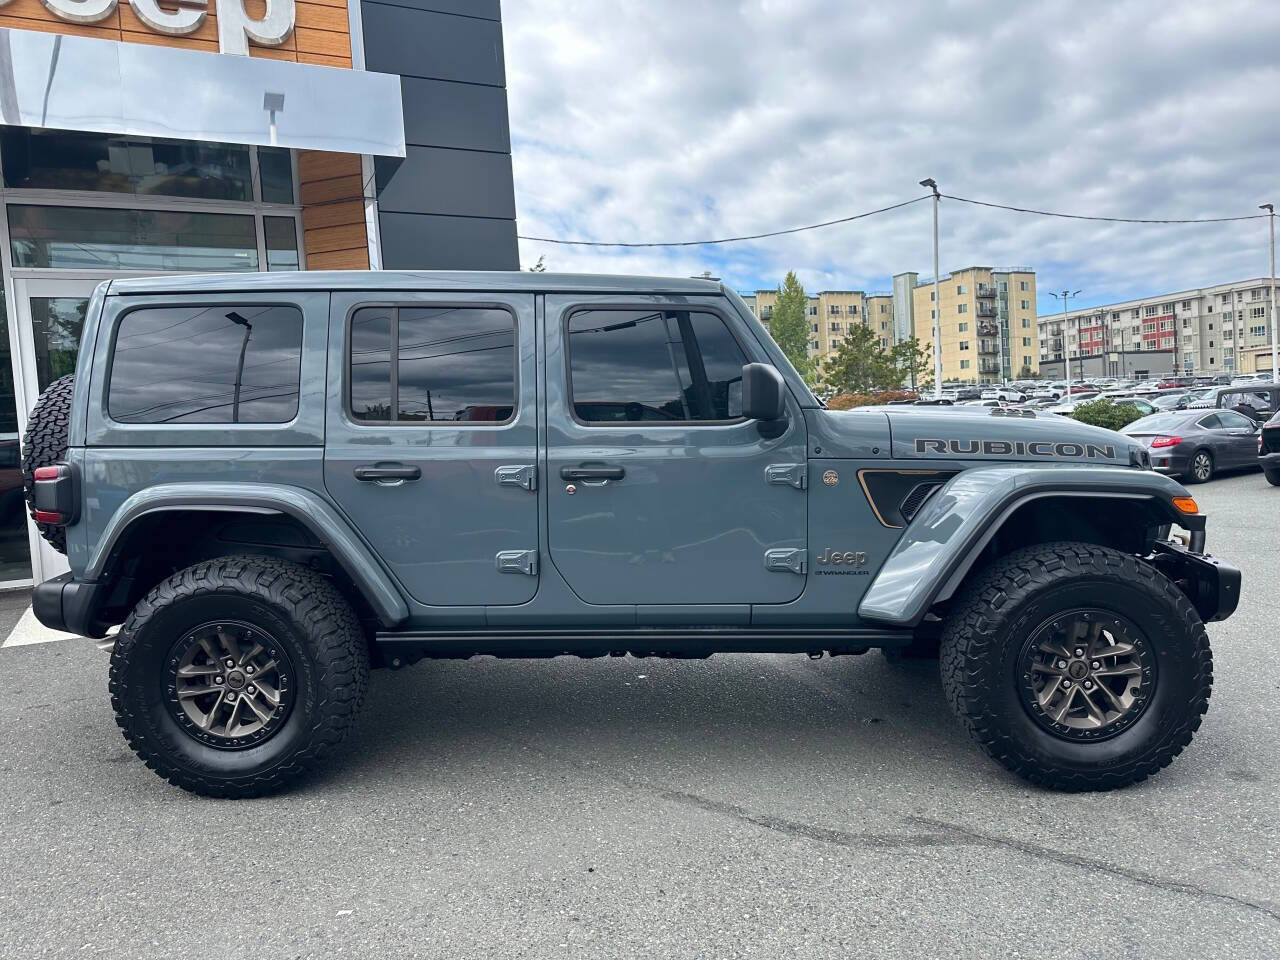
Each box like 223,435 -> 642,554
899,481 -> 945,522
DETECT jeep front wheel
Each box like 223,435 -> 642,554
940,541 -> 1211,791
110,556 -> 369,798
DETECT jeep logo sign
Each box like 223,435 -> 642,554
23,0 -> 295,56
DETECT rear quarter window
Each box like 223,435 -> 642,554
108,304 -> 303,424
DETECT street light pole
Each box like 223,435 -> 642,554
1048,290 -> 1081,398
1263,204 -> 1278,382
920,178 -> 942,398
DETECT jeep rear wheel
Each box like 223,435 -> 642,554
940,541 -> 1211,791
110,556 -> 369,798
21,373 -> 74,554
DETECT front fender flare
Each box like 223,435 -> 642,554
87,483 -> 409,627
857,465 -> 1200,627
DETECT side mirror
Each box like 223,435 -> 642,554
741,363 -> 786,421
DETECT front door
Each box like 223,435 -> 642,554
323,292 -> 540,608
544,295 -> 808,607
10,276 -> 105,583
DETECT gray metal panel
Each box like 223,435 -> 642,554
362,3 -> 505,86
378,213 -> 518,270
400,77 -> 511,152
106,272 -> 722,296
376,147 -> 515,219
369,0 -> 501,19
0,27 -> 406,156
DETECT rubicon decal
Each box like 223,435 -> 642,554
915,438 -> 1117,459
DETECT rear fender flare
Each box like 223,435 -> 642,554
856,465 -> 1201,627
88,483 -> 408,627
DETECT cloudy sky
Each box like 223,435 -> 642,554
502,0 -> 1280,314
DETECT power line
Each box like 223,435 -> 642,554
941,193 -> 1269,224
515,196 -> 929,248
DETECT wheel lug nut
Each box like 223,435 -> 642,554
245,666 -> 255,675
214,676 -> 224,685
1091,661 -> 1101,670
227,692 -> 237,701
225,659 -> 235,669
247,685 -> 256,694
1073,648 -> 1083,657
1057,660 -> 1067,669
1062,680 -> 1072,688
1083,681 -> 1093,690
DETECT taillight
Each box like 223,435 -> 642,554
33,466 -> 60,481
1150,436 -> 1182,448
32,463 -> 75,525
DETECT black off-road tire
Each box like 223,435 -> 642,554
940,541 -> 1212,791
1265,468 -> 1280,487
21,373 -> 74,554
110,556 -> 369,798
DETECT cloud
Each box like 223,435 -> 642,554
502,0 -> 1280,313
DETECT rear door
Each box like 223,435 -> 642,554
543,295 -> 808,607
323,292 -> 540,606
1215,409 -> 1261,466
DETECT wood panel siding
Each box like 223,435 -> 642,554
298,152 -> 369,269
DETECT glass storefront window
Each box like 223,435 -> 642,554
258,148 -> 294,205
265,216 -> 300,271
1,129 -> 254,202
30,297 -> 88,392
0,292 -> 32,581
8,205 -> 259,272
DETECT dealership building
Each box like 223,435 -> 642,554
0,0 -> 518,584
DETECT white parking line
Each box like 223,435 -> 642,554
2,605 -> 80,648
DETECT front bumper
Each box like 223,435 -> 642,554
1147,540 -> 1241,623
32,573 -> 111,638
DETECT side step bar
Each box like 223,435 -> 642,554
373,626 -> 915,666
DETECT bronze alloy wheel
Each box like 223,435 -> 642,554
165,620 -> 295,750
1017,609 -> 1157,742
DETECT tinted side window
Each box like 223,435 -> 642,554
1196,414 -> 1222,429
1217,410 -> 1254,429
349,306 -> 516,424
567,309 -> 747,423
109,304 -> 302,424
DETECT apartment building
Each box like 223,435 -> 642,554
910,266 -> 1038,384
1038,278 -> 1277,378
748,289 -> 895,373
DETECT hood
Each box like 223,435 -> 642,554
882,405 -> 1143,466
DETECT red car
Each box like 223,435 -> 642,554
1157,376 -> 1196,389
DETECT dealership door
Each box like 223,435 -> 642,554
9,276 -> 104,583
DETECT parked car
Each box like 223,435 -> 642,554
1149,390 -> 1208,412
1156,376 -> 1196,390
1123,409 -> 1262,482
1208,385 -> 1280,422
1260,410 -> 1280,486
24,270 -> 1238,797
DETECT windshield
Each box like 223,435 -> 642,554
1124,413 -> 1189,434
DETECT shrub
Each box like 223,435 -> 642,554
1069,398 -> 1145,431
827,390 -> 918,410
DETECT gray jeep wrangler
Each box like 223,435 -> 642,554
25,272 -> 1239,797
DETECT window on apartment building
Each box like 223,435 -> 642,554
880,321 -> 888,330
810,340 -> 820,350
1019,300 -> 1029,310
960,359 -> 970,369
1019,281 -> 1028,291
956,284 -> 967,294
879,303 -> 887,313
931,310 -> 936,319
1022,337 -> 1031,346
1144,306 -> 1157,316
957,303 -> 968,314
810,323 -> 819,333
959,341 -> 970,351
1022,318 -> 1030,328
1224,328 -> 1233,339
1181,300 -> 1191,310
830,322 -> 841,332
1252,289 -> 1264,300
831,339 -> 841,348
1222,294 -> 1231,303
1224,347 -> 1234,357
1000,281 -> 1008,292
958,322 -> 968,332
1252,306 -> 1267,319
1250,325 -> 1267,337
1209,357 -> 1215,365
930,292 -> 935,301
1223,310 -> 1232,320
1161,303 -> 1172,312
1208,322 -> 1213,330
1207,305 -> 1213,313
808,306 -> 817,316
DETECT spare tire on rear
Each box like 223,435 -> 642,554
22,374 -> 74,555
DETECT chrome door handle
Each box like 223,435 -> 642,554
354,463 -> 421,482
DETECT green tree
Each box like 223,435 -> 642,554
820,321 -> 900,394
891,337 -> 934,392
767,271 -> 814,381
526,255 -> 547,272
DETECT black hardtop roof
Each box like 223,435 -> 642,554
105,270 -> 726,297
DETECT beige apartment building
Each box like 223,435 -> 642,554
910,267 -> 1039,384
748,289 -> 896,374
1038,278 -> 1278,378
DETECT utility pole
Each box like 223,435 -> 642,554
1048,290 -> 1081,398
920,178 -> 942,398
1263,204 -> 1278,382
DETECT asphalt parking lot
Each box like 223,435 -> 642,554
1,471 -> 1276,959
